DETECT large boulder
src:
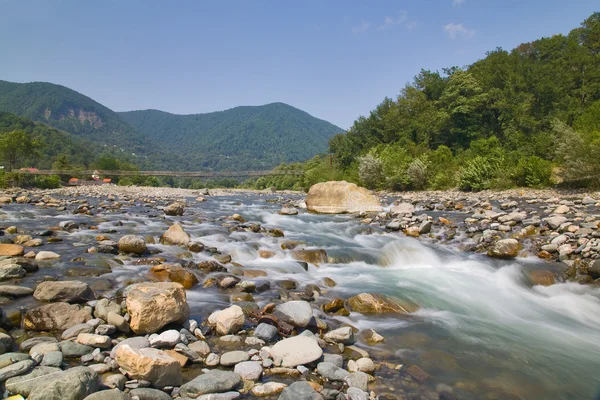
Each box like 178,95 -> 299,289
114,344 -> 181,388
488,238 -> 520,259
117,235 -> 147,255
305,181 -> 382,214
0,244 -> 24,257
209,305 -> 245,335
270,336 -> 323,367
23,303 -> 92,331
164,202 -> 185,216
274,301 -> 314,328
159,223 -> 191,246
179,370 -> 241,398
27,366 -> 99,400
291,249 -> 328,265
125,282 -> 189,334
347,293 -> 418,314
34,281 -> 95,303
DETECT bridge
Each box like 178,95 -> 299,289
14,169 -> 304,178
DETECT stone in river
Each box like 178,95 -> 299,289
94,298 -> 122,320
234,361 -> 263,380
114,345 -> 181,388
0,263 -> 26,280
110,337 -> 150,359
35,251 -> 61,261
347,293 -> 418,314
254,323 -> 278,342
129,388 -> 172,400
0,244 -> 24,257
164,202 -> 185,216
159,223 -> 191,246
278,381 -> 323,400
26,366 -> 99,400
179,369 -> 241,398
305,181 -> 382,214
209,305 -> 245,335
117,235 -> 148,255
220,350 -> 249,367
59,341 -> 95,358
406,364 -> 429,383
4,366 -> 63,396
528,270 -> 557,286
125,282 -> 189,334
23,302 -> 92,331
148,329 -> 180,348
390,202 -> 415,216
588,260 -> 600,279
252,382 -> 287,397
76,333 -> 112,349
0,359 -> 35,381
316,362 -> 350,381
150,263 -> 198,289
83,388 -> 130,400
279,207 -> 298,215
33,280 -> 95,303
323,326 -> 355,345
544,216 -> 568,230
273,300 -> 313,328
270,336 -> 323,367
290,249 -> 328,265
487,238 -> 520,259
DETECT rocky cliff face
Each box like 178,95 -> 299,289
45,106 -> 103,128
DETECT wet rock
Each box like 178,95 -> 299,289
252,381 -> 287,397
419,220 -> 432,234
322,298 -> 349,316
234,360 -> 263,380
114,344 -> 181,388
588,260 -> 600,279
487,238 -> 520,259
41,351 -> 63,367
347,293 -> 417,314
406,364 -> 429,383
83,388 -> 130,400
128,388 -> 172,400
390,202 -> 415,216
24,302 -> 92,331
254,323 -> 278,342
0,353 -> 30,368
20,337 -> 57,353
270,336 -> 323,367
554,205 -> 570,214
278,381 -> 323,400
35,251 -> 60,261
25,366 -> 99,400
150,263 -> 198,289
59,340 -> 95,358
0,244 -> 24,257
209,305 -> 245,335
279,207 -> 298,215
34,280 -> 95,303
291,249 -> 328,265
220,350 -> 249,366
125,282 -> 189,334
179,369 -> 241,398
188,340 -> 210,357
317,361 -> 350,381
346,387 -> 369,400
0,359 -> 35,381
159,223 -> 190,246
345,371 -> 369,391
77,333 -> 112,349
305,181 -> 382,214
273,300 -> 313,327
323,326 -> 355,345
164,202 -> 185,216
0,263 -> 26,280
544,216 -> 568,230
117,235 -> 147,255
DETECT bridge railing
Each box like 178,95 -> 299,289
13,169 -> 304,178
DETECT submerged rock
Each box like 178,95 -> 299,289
305,181 -> 382,214
347,293 -> 418,314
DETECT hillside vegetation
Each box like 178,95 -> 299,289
250,12 -> 600,191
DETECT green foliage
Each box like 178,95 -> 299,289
406,157 -> 429,190
0,129 -> 41,171
357,154 -> 384,189
513,156 -> 552,187
458,156 -> 501,191
555,119 -> 600,186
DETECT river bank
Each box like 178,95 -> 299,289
0,185 -> 598,399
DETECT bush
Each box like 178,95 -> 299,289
458,156 -> 501,191
357,153 -> 384,189
34,175 -> 60,189
406,157 -> 429,190
513,156 -> 552,187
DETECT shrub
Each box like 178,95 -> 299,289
357,153 -> 384,189
513,156 -> 552,187
458,156 -> 501,191
406,157 -> 429,190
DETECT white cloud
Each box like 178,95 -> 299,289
453,0 -> 466,7
377,12 -> 408,30
352,21 -> 370,34
443,23 -> 474,39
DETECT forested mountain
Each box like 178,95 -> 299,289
251,12 -> 600,191
119,103 -> 343,170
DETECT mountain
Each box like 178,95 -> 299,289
118,103 -> 344,170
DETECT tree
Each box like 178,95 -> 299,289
0,130 -> 41,171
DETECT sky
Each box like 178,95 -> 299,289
0,0 -> 597,129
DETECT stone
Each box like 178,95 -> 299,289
354,357 -> 375,373
317,361 -> 350,381
0,359 -> 35,381
274,300 -> 313,328
59,341 -> 95,358
179,370 -> 241,398
544,216 -> 568,230
346,387 -> 369,400
25,366 -> 99,400
114,344 -> 181,388
164,202 -> 185,216
128,388 -> 172,400
107,312 -> 130,333
148,330 -> 180,348
554,205 -> 570,214
83,388 -> 130,400
290,249 -> 328,265
0,263 -> 26,280
117,235 -> 147,255
94,298 -> 122,320
345,371 -> 369,391
34,280 -> 95,303
41,351 -> 63,367
0,353 -> 31,368
406,364 -> 429,383
29,341 -> 60,356
251,382 -> 287,397
323,354 -> 343,368
323,326 -> 355,345
488,238 -> 520,258
278,381 -> 323,400
35,251 -> 60,261
0,285 -> 33,297
110,337 -> 150,359
419,220 -> 432,234
220,350 -> 249,366
270,336 -> 323,367
150,263 -> 198,289
4,366 -> 61,396
0,244 -> 24,257
125,282 -> 189,334
390,203 -> 415,216
254,323 -> 278,342
188,340 -> 210,357
62,323 -> 95,340
305,181 -> 382,214
102,374 -> 127,391
210,305 -> 245,335
588,260 -> 600,279
234,360 -> 263,380
77,333 -> 112,349
347,293 -> 418,314
23,302 -> 92,331
279,207 -> 298,215
528,270 -> 557,286
159,223 -> 190,246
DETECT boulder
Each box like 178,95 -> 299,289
528,270 -> 557,286
323,326 -> 355,345
149,263 -> 198,289
278,381 -> 323,400
0,244 -> 24,257
270,336 -> 323,367
305,181 -> 382,214
34,280 -> 95,303
210,305 -> 245,335
220,350 -> 249,367
35,251 -> 60,261
117,235 -> 147,255
179,370 -> 241,398
290,249 -> 328,265
279,207 -> 298,215
27,366 -> 99,400
390,203 -> 415,216
234,361 -> 263,380
164,202 -> 185,216
274,301 -> 313,328
125,282 -> 189,334
23,302 -> 92,331
347,293 -> 418,314
159,223 -> 190,246
83,389 -> 130,400
487,238 -> 520,258
114,344 -> 181,388
110,337 -> 150,359
0,263 -> 27,280
0,285 -> 34,297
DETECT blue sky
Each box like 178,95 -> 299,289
0,0 -> 597,129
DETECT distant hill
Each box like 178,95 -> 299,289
118,103 -> 344,170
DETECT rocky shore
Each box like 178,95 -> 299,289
0,183 -> 597,400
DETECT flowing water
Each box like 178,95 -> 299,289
2,192 -> 600,399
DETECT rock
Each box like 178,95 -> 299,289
270,336 -> 323,367
419,220 -> 432,234
125,282 -> 189,334
290,249 -> 328,265
29,341 -> 60,356
582,196 -> 596,205
0,353 -> 30,368
0,244 -> 24,257
390,203 -> 415,216
488,238 -> 520,258
346,387 -> 369,400
26,366 -> 99,400
305,181 -> 382,214
77,333 -> 112,349
35,251 -> 61,261
317,361 -> 350,381
347,293 -> 418,314
0,263 -> 26,280
233,361 -> 263,380
406,364 -> 429,383
0,359 -> 35,381
128,388 -> 172,400
279,207 -> 298,215
220,350 -> 249,366
273,301 -> 313,328
148,330 -> 180,348
62,324 -> 94,340
252,382 -> 287,397
59,341 -> 95,358
179,370 -> 241,398
323,354 -> 343,368
278,381 -> 323,400
23,302 -> 92,331
110,337 -> 150,359
150,263 -> 198,289
159,223 -> 190,246
345,371 -> 369,391
107,312 -> 130,333
528,270 -> 557,286
0,285 -> 34,297
188,340 -> 211,357
588,260 -> 600,279
544,216 -> 568,230
34,280 -> 95,303
254,323 -> 278,342
323,326 -> 355,345
210,305 -> 245,336
164,202 -> 185,216
4,366 -> 61,396
94,298 -> 122,320
117,235 -> 147,255
83,388 -> 130,400
554,205 -> 570,214
114,344 -> 181,388
41,351 -> 63,367
354,357 -> 375,373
